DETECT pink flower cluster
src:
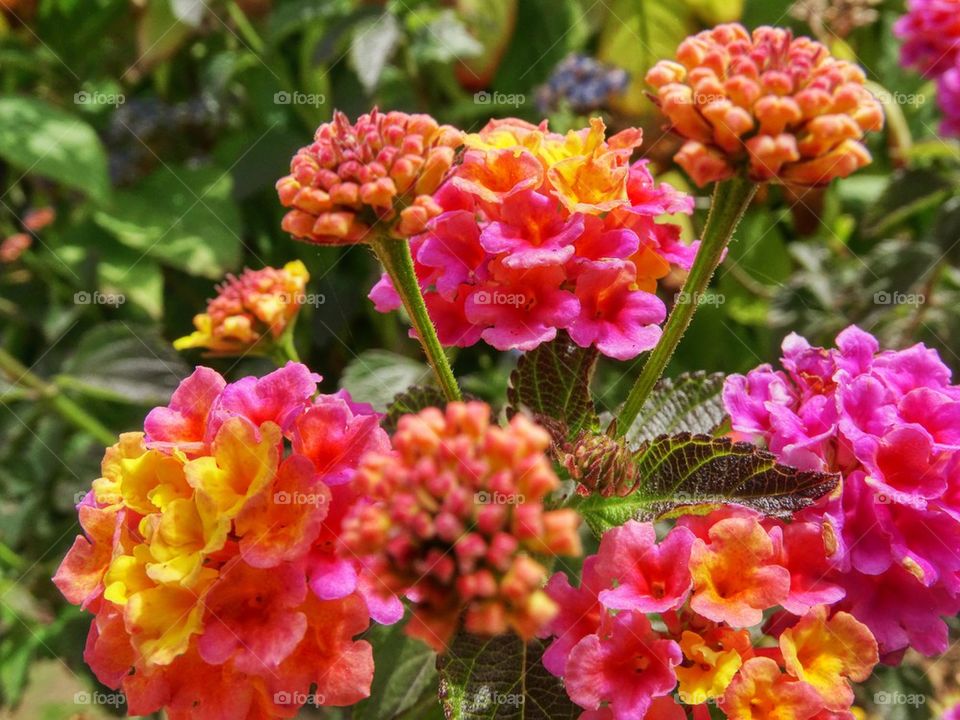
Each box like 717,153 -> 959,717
54,363 -> 399,720
369,118 -> 696,360
543,511 -> 877,719
724,326 -> 960,657
895,0 -> 960,136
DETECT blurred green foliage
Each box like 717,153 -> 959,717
0,0 -> 957,717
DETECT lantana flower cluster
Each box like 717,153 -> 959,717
544,511 -> 878,720
724,325 -> 960,657
343,401 -> 582,651
276,109 -> 463,244
647,23 -> 884,186
370,117 -> 697,359
895,0 -> 960,136
53,363 -> 398,720
174,260 -> 309,356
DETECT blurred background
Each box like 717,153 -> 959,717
0,0 -> 958,717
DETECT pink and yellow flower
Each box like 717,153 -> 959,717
647,24 -> 884,186
54,363 -> 390,719
174,261 -> 309,356
342,401 -> 582,651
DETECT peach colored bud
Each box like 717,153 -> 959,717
647,23 -> 884,186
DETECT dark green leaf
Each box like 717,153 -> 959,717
94,164 -> 243,279
354,623 -> 439,720
340,350 -> 432,412
863,168 -> 951,238
383,386 -> 450,434
571,433 -> 839,535
506,332 -> 599,442
622,371 -> 727,447
437,633 -> 579,720
933,196 -> 960,265
0,96 -> 110,203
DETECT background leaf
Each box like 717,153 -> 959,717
354,623 -> 440,720
340,350 -> 433,411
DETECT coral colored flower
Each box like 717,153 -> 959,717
725,325 -> 960,655
565,611 -> 682,719
342,402 -> 582,651
54,363 -> 389,719
594,520 -> 694,613
779,606 -> 878,711
688,515 -> 791,627
371,117 -> 695,359
647,24 -> 884,186
174,261 -> 309,356
277,109 -> 462,244
721,657 -> 823,720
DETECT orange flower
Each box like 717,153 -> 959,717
780,606 -> 879,711
647,24 -> 884,186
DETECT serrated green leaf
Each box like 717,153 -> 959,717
507,332 -> 599,442
571,433 -> 839,535
340,350 -> 432,412
354,623 -> 439,720
0,96 -> 110,203
622,371 -> 728,447
437,633 -> 579,720
94,164 -> 242,279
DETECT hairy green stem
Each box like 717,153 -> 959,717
370,234 -> 462,402
614,176 -> 757,436
0,347 -> 116,445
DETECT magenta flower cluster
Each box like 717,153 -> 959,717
725,325 -> 960,657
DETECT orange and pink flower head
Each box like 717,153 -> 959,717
647,23 -> 884,186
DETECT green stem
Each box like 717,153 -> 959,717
270,324 -> 302,365
370,234 -> 462,402
614,176 -> 757,436
0,348 -> 116,446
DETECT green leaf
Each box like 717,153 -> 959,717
933,196 -> 960,265
622,371 -> 727,447
383,386 -> 449,434
59,322 -> 190,406
340,350 -> 432,412
571,433 -> 840,536
0,96 -> 109,203
350,12 -> 402,93
94,164 -> 242,279
354,623 -> 439,720
438,633 -> 579,720
863,168 -> 952,238
410,9 -> 484,65
506,332 -> 599,442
